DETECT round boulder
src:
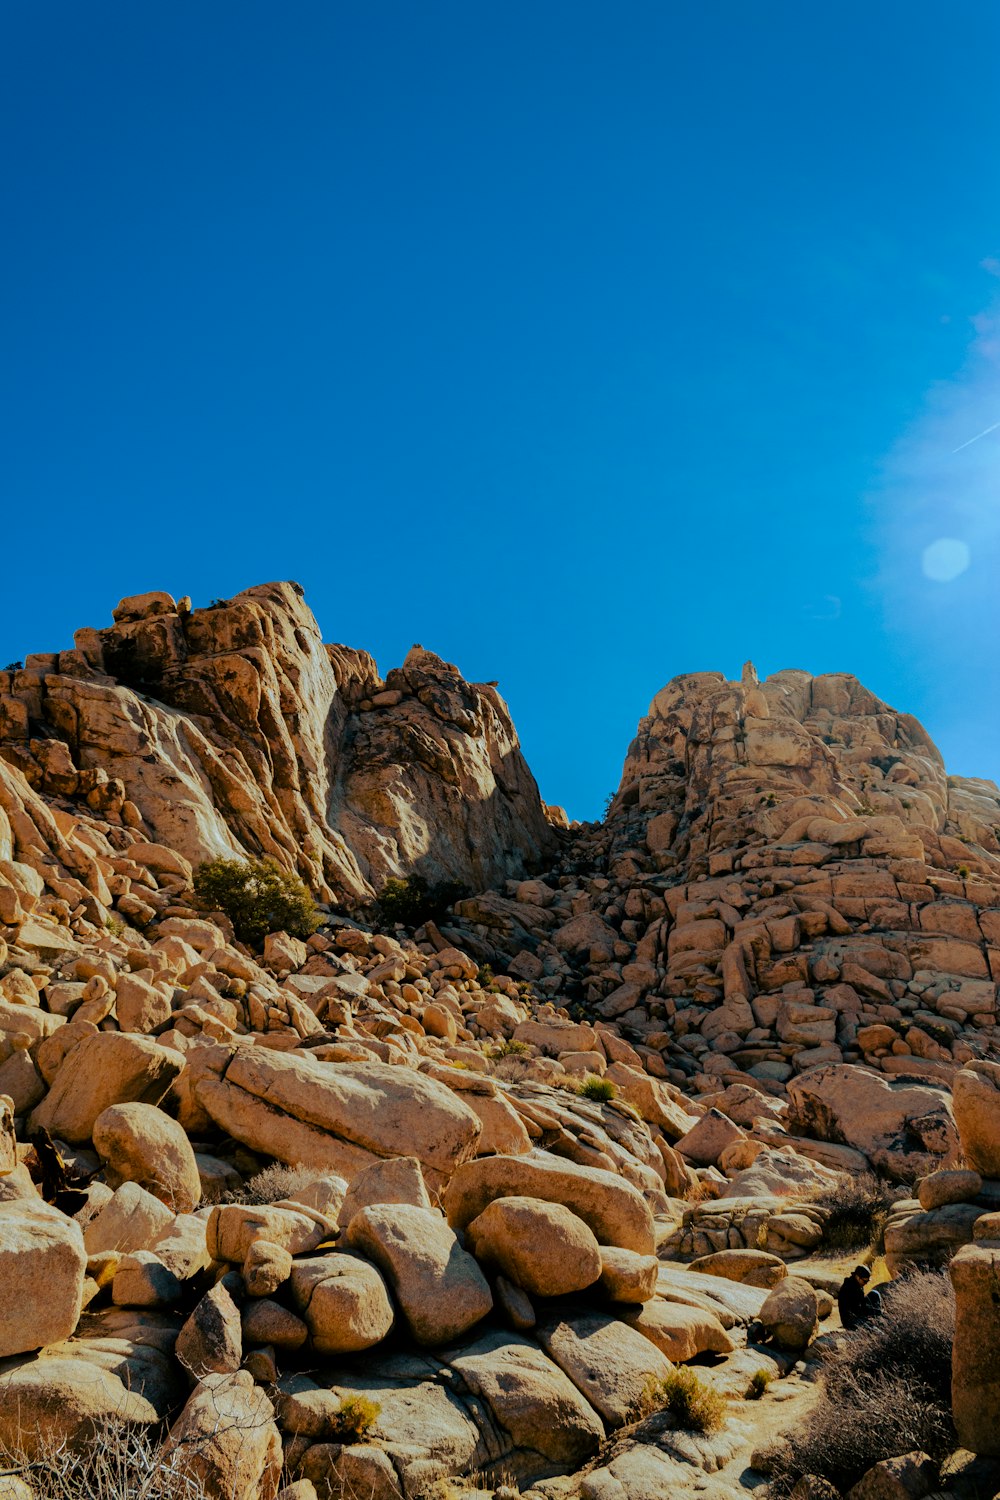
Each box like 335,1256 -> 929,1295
465,1196 -> 602,1298
758,1275 -> 818,1351
917,1168 -> 983,1212
92,1102 -> 201,1214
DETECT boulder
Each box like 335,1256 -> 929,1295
162,1370 -> 282,1500
688,1249 -> 787,1289
538,1313 -> 672,1428
0,1199 -> 87,1357
206,1203 -> 330,1263
786,1064 -> 958,1180
30,1033 -> 183,1144
444,1151 -> 656,1254
447,1328 -> 605,1465
176,1283 -> 243,1377
952,1062 -> 1000,1178
465,1196 -> 602,1297
846,1452 -> 938,1500
289,1253 -> 395,1353
0,1342 -> 180,1456
111,1252 -> 182,1308
244,1239 -> 293,1297
92,1102 -> 201,1213
346,1203 -> 492,1346
917,1168 -> 983,1212
336,1155 -> 431,1229
674,1108 -> 746,1167
598,1247 -> 660,1303
621,1298 -> 735,1362
758,1276 -> 818,1350
83,1182 -> 176,1255
950,1242 -> 1000,1455
203,1050 -> 482,1180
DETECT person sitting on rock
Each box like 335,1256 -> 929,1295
838,1265 -> 882,1329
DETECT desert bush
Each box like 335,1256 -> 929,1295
810,1173 -> 901,1252
643,1368 -> 726,1432
193,857 -> 320,947
767,1271 -> 955,1495
484,1038 -> 531,1060
747,1368 -> 773,1399
0,1423 -> 203,1499
224,1164 -> 318,1206
575,1074 -> 616,1102
329,1395 -> 381,1442
375,874 -> 465,928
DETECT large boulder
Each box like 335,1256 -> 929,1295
207,1203 -> 333,1263
465,1196 -> 602,1297
688,1249 -> 787,1289
0,1199 -> 87,1357
621,1298 -> 734,1362
337,1155 -> 431,1228
30,1033 -> 183,1144
447,1329 -> 605,1465
950,1242 -> 1000,1455
537,1313 -> 672,1428
92,1102 -> 201,1213
786,1064 -> 958,1180
952,1062 -> 1000,1178
176,1283 -> 243,1378
444,1151 -> 656,1254
289,1254 -> 395,1353
346,1203 -> 492,1346
758,1275 -> 818,1351
198,1051 -> 481,1182
0,1339 -> 181,1456
162,1370 -> 282,1500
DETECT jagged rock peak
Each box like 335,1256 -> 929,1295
0,582 -> 556,901
610,666 -> 1000,885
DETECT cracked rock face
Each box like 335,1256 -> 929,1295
0,582 -> 555,901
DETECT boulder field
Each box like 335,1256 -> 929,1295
0,587 -> 999,1497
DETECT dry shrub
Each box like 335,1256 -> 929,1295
575,1075 -> 616,1102
0,1423 -> 202,1500
810,1173 -> 902,1253
642,1368 -> 726,1432
767,1271 -> 955,1495
224,1163 -> 318,1206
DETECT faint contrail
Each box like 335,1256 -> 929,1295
951,417 -> 1000,453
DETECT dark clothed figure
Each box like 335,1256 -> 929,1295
838,1267 -> 882,1330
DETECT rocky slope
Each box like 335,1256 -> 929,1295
0,585 -> 999,1500
0,582 -> 556,903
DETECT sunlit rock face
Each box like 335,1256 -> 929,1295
0,582 -> 555,900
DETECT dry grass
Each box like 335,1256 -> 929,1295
223,1163 -> 319,1205
575,1075 -> 616,1102
808,1173 -> 902,1253
640,1368 -> 726,1432
0,1424 -> 202,1500
766,1271 -> 955,1495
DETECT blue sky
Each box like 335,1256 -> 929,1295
2,2 -> 998,820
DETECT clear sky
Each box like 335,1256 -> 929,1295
2,2 -> 998,821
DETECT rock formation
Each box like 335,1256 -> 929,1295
0,589 -> 998,1498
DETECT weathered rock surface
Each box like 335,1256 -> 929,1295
0,1199 -> 87,1357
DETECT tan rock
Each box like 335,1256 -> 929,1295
346,1202 -> 492,1346
688,1249 -> 788,1288
288,1253 -> 395,1353
598,1247 -> 660,1303
621,1298 -> 734,1362
538,1312 -> 673,1427
30,1032 -> 183,1144
917,1168 -> 983,1211
83,1181 -> 175,1255
465,1196 -> 602,1297
337,1155 -> 431,1229
206,1203 -> 330,1263
758,1276 -> 818,1350
951,1243 -> 1000,1455
952,1062 -> 1000,1178
162,1370 -> 282,1500
445,1152 -> 656,1255
92,1102 -> 201,1213
0,1199 -> 87,1357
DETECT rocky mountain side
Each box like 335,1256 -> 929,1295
0,582 -> 556,903
1,584 -> 999,1500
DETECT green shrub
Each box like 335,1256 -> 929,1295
485,1038 -> 532,1060
747,1368 -> 773,1399
3,661 -> 22,673
193,856 -> 320,948
375,874 -> 465,928
646,1368 -> 726,1432
330,1394 -> 381,1442
810,1173 -> 901,1253
956,864 -> 970,879
104,913 -> 127,938
575,1074 -> 617,1102
767,1271 -> 954,1495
